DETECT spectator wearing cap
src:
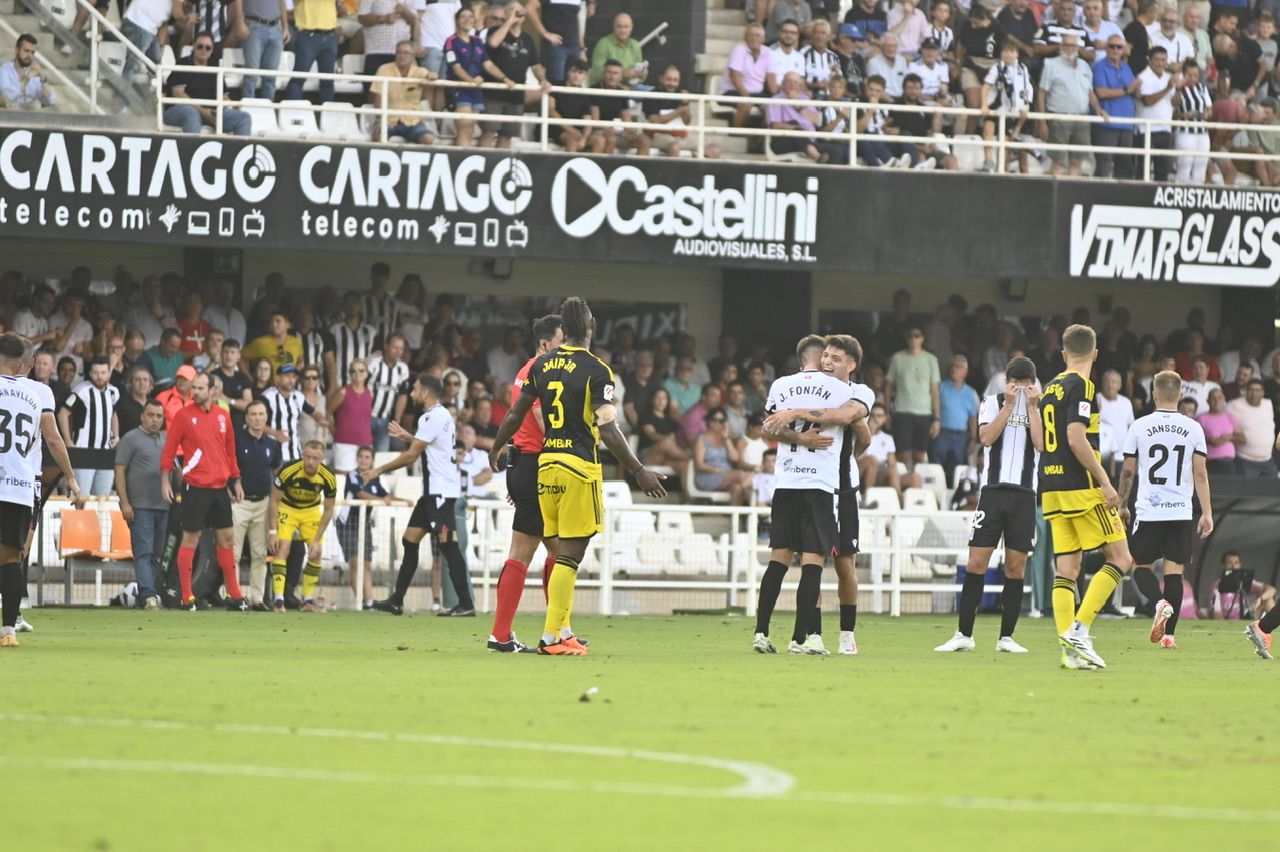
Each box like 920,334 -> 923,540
886,0 -> 929,56
867,33 -> 909,96
908,37 -> 950,102
262,362 -> 321,462
832,23 -> 869,97
724,24 -> 773,128
1227,379 -> 1280,476
141,328 -> 185,387
766,18 -> 805,93
767,71 -> 851,162
1036,33 -> 1102,176
800,19 -> 841,97
1092,33 -> 1141,179
157,364 -> 197,424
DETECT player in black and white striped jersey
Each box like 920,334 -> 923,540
366,334 -> 411,452
936,356 -> 1043,654
329,292 -> 378,390
57,355 -> 120,498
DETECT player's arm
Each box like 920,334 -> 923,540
1025,386 -> 1043,452
978,400 -> 1014,446
1191,452 -> 1213,537
761,421 -> 834,450
40,410 -> 79,500
1067,421 -> 1118,506
765,398 -> 868,429
852,418 -> 871,458
310,495 -> 337,563
267,484 -> 283,553
159,415 -> 182,504
1116,454 -> 1137,520
489,385 -> 538,470
596,403 -> 667,498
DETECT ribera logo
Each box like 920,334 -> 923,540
1069,187 -> 1280,287
550,158 -> 819,263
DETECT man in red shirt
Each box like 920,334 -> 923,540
160,371 -> 248,610
487,315 -> 564,653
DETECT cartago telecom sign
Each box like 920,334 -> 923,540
1068,185 -> 1280,287
0,127 -> 826,269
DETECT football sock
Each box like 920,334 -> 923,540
542,555 -> 555,603
1133,567 -> 1162,603
491,559 -> 528,642
754,560 -> 787,636
392,540 -> 420,604
811,607 -> 822,637
1163,574 -> 1184,635
1052,577 -> 1077,636
957,570 -> 986,637
1076,563 -> 1124,629
1259,603 -> 1280,634
439,540 -> 473,609
543,555 -> 579,640
300,561 -> 322,600
215,546 -> 243,599
792,564 -> 822,644
270,560 -> 287,599
1000,575 -> 1024,638
177,546 -> 196,602
839,604 -> 858,632
0,563 -> 22,628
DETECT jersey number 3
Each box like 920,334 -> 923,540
546,381 -> 565,430
0,410 -> 36,456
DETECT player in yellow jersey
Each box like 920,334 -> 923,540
1037,324 -> 1134,669
267,440 -> 337,612
489,297 -> 667,656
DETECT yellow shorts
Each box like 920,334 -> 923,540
537,458 -> 603,540
1049,504 -> 1126,555
277,505 -> 323,548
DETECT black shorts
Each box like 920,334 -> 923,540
836,488 -> 859,556
408,495 -> 457,536
891,412 -> 932,455
506,448 -> 544,538
181,485 -> 233,533
0,501 -> 34,550
968,487 -> 1037,552
769,488 -> 836,557
1129,518 -> 1193,566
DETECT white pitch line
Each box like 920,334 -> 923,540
0,712 -> 793,798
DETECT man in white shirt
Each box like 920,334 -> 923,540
418,0 -> 460,108
1136,46 -> 1178,181
10,285 -> 58,347
766,18 -> 806,92
908,38 -> 950,101
1096,369 -> 1133,480
867,33 -> 909,97
1185,356 -> 1221,415
1149,7 -> 1195,67
0,34 -> 56,110
1081,0 -> 1122,52
1226,379 -> 1279,476
49,290 -> 94,378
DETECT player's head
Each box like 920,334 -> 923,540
1061,323 -> 1097,365
0,332 -> 24,373
823,334 -> 862,379
559,297 -> 594,346
1006,355 -> 1036,387
302,439 -> 326,475
141,398 -> 165,434
795,334 -> 825,368
245,398 -> 268,431
1152,370 -> 1183,408
88,355 -> 110,388
191,372 -> 213,407
415,372 -> 444,406
532,314 -> 564,355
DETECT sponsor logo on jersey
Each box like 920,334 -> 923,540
538,483 -> 567,495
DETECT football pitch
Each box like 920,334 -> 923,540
2,609 -> 1274,851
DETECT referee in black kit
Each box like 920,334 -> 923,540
936,356 -> 1044,654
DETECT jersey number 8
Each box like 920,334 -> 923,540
1042,405 -> 1057,453
546,380 -> 566,430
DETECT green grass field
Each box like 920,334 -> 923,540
2,608 -> 1275,851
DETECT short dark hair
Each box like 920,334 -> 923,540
58,356 -> 76,369
866,74 -> 886,87
604,58 -> 624,68
1148,46 -> 1168,59
246,399 -> 268,415
824,334 -> 863,366
17,33 -> 36,49
566,58 -> 589,73
161,328 -> 182,343
88,356 -> 110,369
371,261 -> 390,276
222,338 -> 241,349
704,405 -> 727,423
0,333 -> 24,360
1222,550 -> 1242,563
143,398 -> 165,411
903,72 -> 923,86
417,373 -> 444,398
532,314 -> 562,343
1006,356 -> 1036,382
1248,378 -> 1266,389
795,333 -> 825,360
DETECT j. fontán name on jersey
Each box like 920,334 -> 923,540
1069,187 -> 1280,287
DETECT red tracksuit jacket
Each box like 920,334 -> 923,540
159,401 -> 240,489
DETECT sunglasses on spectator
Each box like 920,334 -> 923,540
195,43 -> 214,51
708,416 -> 726,423
1107,43 -> 1124,50
445,379 -> 461,386
303,374 -> 320,380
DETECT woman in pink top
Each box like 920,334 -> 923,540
1197,387 -> 1242,476
327,358 -> 374,473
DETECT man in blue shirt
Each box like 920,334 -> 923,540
232,399 -> 282,609
1092,34 -> 1141,178
933,354 -> 980,483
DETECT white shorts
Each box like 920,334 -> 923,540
332,443 -> 359,472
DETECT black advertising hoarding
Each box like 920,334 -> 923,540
2,126 -> 1278,285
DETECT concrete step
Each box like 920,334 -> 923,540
696,53 -> 729,76
0,0 -> 18,15
705,37 -> 738,56
709,9 -> 747,26
706,22 -> 743,41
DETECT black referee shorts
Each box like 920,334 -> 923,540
967,487 -> 1036,553
1129,518 -> 1194,566
769,488 -> 837,557
181,485 -> 233,533
506,448 -> 544,538
836,488 -> 859,557
0,500 -> 34,550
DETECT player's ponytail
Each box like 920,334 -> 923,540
559,297 -> 593,344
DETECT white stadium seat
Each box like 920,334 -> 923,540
334,54 -> 365,96
45,0 -> 77,29
682,460 -> 730,504
277,100 -> 321,138
221,48 -> 246,90
237,97 -> 282,137
903,488 -> 939,511
915,463 -> 949,508
276,50 -> 296,91
862,487 -> 901,511
319,102 -> 365,141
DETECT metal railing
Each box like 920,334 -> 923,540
33,495 -> 1010,618
140,59 -> 1280,180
